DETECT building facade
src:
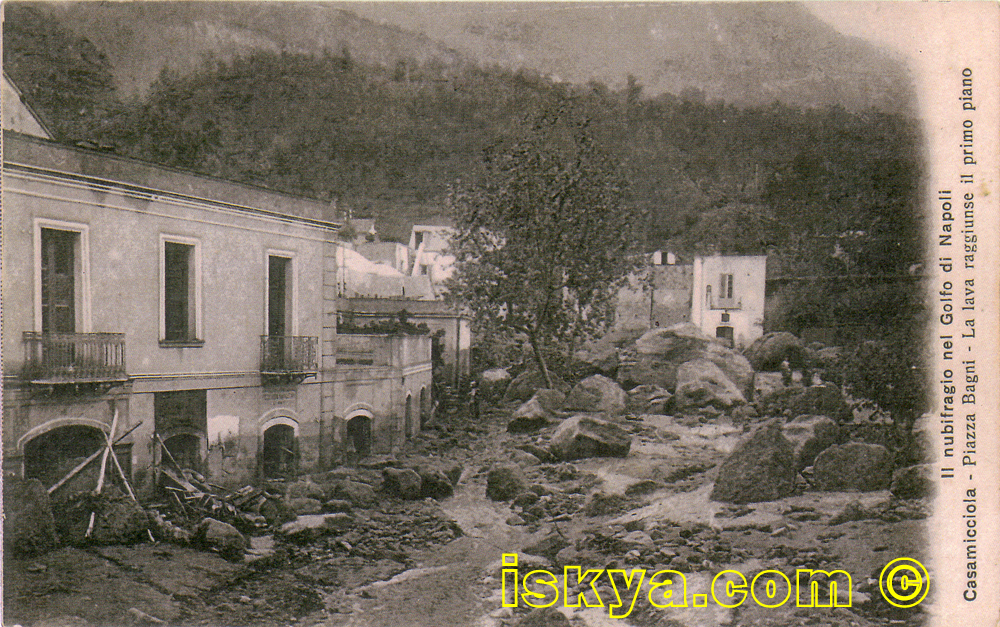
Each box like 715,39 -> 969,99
2,131 -> 431,494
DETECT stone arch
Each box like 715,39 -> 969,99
419,387 -> 430,429
17,417 -> 110,454
21,421 -> 107,486
160,428 -> 208,473
345,409 -> 373,458
404,392 -> 413,439
259,408 -> 301,436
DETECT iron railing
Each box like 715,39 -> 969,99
260,335 -> 319,375
22,332 -> 127,383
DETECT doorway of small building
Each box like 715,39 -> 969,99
404,393 -> 413,439
419,387 -> 430,429
161,433 -> 204,473
346,414 -> 372,458
716,325 -> 735,347
23,424 -> 105,488
261,423 -> 297,478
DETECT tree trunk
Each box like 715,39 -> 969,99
527,328 -> 554,389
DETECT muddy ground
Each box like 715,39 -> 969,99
4,402 -> 929,627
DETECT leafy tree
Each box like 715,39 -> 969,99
447,110 -> 644,386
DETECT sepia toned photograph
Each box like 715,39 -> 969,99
2,2 -> 997,627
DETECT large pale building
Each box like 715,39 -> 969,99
2,130 -> 432,492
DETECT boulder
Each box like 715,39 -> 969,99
711,420 -> 796,503
890,464 -> 934,499
618,323 -> 752,395
504,370 -> 570,403
486,464 -> 528,501
760,384 -> 851,422
516,608 -> 572,627
507,397 -> 557,433
194,518 -> 247,561
328,480 -> 380,509
573,338 -> 620,377
288,497 -> 323,515
278,513 -> 353,542
563,375 -> 627,415
323,499 -> 354,514
744,332 -> 807,371
480,368 -> 512,401
286,479 -> 326,501
782,415 -> 841,471
548,415 -> 632,461
533,388 -> 567,413
4,478 -> 59,557
813,442 -> 893,492
674,359 -> 746,410
417,468 -> 455,500
382,468 -> 423,500
90,496 -> 152,545
627,384 -> 672,415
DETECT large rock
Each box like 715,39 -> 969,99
507,397 -> 557,433
627,384 -> 672,415
548,415 -> 632,461
674,359 -> 746,410
286,479 -> 326,501
744,332 -> 806,371
618,323 -> 752,395
417,468 -> 455,500
480,368 -> 512,401
563,374 -> 627,415
194,517 -> 247,561
759,384 -> 851,422
890,464 -> 934,499
382,468 -> 423,500
504,370 -> 570,403
4,478 -> 59,557
288,497 -> 323,515
328,480 -> 380,508
813,443 -> 893,491
486,464 -> 528,501
782,415 -> 841,471
711,420 -> 796,503
278,513 -> 353,542
533,388 -> 567,413
91,496 -> 152,546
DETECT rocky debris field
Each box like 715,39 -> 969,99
6,325 -> 932,627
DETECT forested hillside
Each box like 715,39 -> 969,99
4,3 -> 925,335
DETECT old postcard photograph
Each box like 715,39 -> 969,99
2,2 -> 997,626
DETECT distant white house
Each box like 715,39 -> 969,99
408,225 -> 456,286
2,72 -> 53,139
616,252 -> 767,349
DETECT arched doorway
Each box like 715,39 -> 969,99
23,424 -> 105,487
419,387 -> 429,429
161,433 -> 204,473
404,393 -> 413,439
261,424 -> 297,478
346,414 -> 372,457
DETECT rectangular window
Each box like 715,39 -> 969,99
267,255 -> 293,338
160,236 -> 201,344
34,219 -> 90,333
715,273 -> 737,308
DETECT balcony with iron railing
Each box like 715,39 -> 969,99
22,332 -> 128,384
260,335 -> 319,383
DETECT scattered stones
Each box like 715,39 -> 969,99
4,478 -> 59,557
323,499 -> 354,514
829,501 -> 875,525
626,384 -> 672,415
890,464 -> 934,499
813,442 -> 893,492
517,444 -> 555,463
563,374 -> 627,415
515,607 -> 572,627
512,491 -> 540,509
674,359 -> 746,410
548,415 -> 632,461
382,468 -> 423,500
711,420 -> 796,503
782,414 -> 841,471
510,448 -> 542,467
744,331 -> 806,371
278,513 -> 353,542
486,464 -> 528,501
193,517 -> 247,561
